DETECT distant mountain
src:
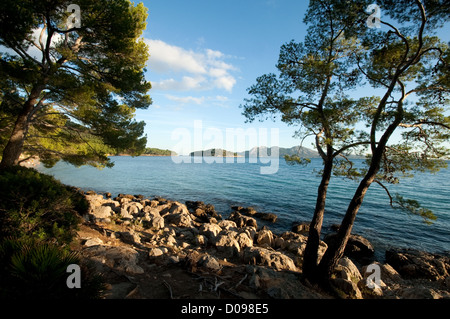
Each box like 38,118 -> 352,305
143,148 -> 176,156
239,146 -> 319,158
190,148 -> 239,157
189,146 -> 320,158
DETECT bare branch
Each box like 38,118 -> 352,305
375,180 -> 394,207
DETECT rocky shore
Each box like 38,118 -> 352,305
73,191 -> 450,299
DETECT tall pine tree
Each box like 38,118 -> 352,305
0,0 -> 151,168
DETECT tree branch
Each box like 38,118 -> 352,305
375,180 -> 394,207
333,141 -> 372,158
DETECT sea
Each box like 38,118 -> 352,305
37,156 -> 450,260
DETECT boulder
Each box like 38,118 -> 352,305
85,194 -> 105,208
385,249 -> 450,281
254,212 -> 278,223
331,278 -> 363,299
324,233 -> 374,262
148,247 -> 165,257
232,206 -> 257,215
291,222 -> 310,234
228,211 -> 257,228
277,231 -> 328,261
236,232 -> 253,249
195,234 -> 208,246
120,208 -> 134,219
232,206 -> 277,223
186,201 -> 220,220
213,233 -> 241,257
153,203 -> 172,216
218,220 -> 238,231
84,237 -> 104,247
199,223 -> 222,240
279,232 -> 307,255
240,226 -> 257,241
123,202 -> 143,216
83,245 -> 144,274
163,202 -> 193,227
198,254 -> 222,272
401,286 -> 443,299
335,257 -> 363,282
118,230 -> 141,245
361,262 -> 401,286
143,214 -> 165,230
242,247 -> 297,272
102,200 -> 121,213
92,205 -> 112,219
116,194 -> 135,201
256,228 -> 274,247
143,206 -> 161,217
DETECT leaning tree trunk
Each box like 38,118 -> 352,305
302,156 -> 333,283
316,171 -> 377,280
0,86 -> 43,169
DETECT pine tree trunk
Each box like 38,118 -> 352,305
302,157 -> 333,283
317,172 -> 376,280
0,86 -> 43,169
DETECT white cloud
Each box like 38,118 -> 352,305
152,76 -> 206,91
214,75 -> 236,92
166,95 -> 205,105
215,96 -> 228,102
146,39 -> 206,74
165,94 -> 229,107
146,39 -> 238,93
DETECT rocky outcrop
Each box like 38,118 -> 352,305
83,245 -> 144,275
231,206 -> 278,223
78,191 -> 450,300
227,211 -> 257,228
186,200 -> 221,223
243,246 -> 297,272
324,232 -> 375,263
385,248 -> 450,281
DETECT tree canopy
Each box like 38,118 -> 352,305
241,0 -> 449,285
0,0 -> 152,168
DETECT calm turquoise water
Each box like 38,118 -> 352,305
38,156 -> 450,258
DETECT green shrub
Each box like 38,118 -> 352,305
0,238 -> 106,299
0,166 -> 88,244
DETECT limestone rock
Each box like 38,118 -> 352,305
335,257 -> 362,282
236,232 -> 253,249
218,220 -> 238,231
324,233 -> 374,262
84,237 -> 104,247
199,223 -> 222,240
243,246 -> 297,272
149,247 -> 167,257
385,249 -> 450,281
120,207 -> 134,219
228,211 -> 257,228
256,228 -> 274,247
213,233 -> 240,257
92,205 -> 112,218
401,286 -> 443,299
332,278 -> 363,299
198,254 -> 222,272
83,245 -> 144,274
118,230 -> 141,245
291,222 -> 310,234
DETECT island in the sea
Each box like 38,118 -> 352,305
114,148 -> 176,157
190,146 -> 320,158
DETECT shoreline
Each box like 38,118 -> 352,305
77,190 -> 450,299
87,189 -> 450,259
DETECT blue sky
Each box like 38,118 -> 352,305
133,1 -> 449,155
139,0 -> 310,154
